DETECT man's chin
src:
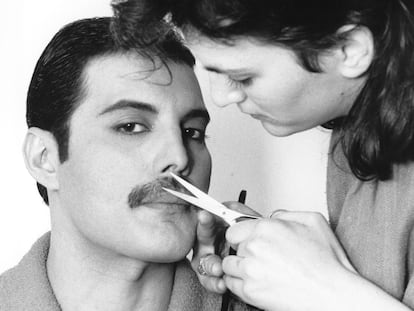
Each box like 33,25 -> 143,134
150,240 -> 194,263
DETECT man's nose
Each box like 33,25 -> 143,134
156,130 -> 190,176
209,73 -> 247,107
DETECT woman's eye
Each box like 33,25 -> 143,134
183,128 -> 206,142
117,122 -> 148,134
228,76 -> 252,88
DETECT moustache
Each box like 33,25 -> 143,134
128,177 -> 189,209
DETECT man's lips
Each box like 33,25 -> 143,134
139,194 -> 190,207
128,176 -> 193,209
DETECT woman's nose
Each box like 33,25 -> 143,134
208,73 -> 247,107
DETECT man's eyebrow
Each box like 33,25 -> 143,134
182,109 -> 210,123
99,100 -> 158,116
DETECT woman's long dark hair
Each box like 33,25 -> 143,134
113,0 -> 414,181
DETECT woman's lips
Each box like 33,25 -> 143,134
238,106 -> 267,121
249,113 -> 275,123
250,114 -> 263,120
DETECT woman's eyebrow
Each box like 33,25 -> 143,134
204,65 -> 223,74
98,99 -> 158,116
204,65 -> 251,75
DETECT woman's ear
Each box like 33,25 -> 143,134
337,25 -> 374,78
23,127 -> 60,191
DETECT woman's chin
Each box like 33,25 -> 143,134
261,120 -> 297,137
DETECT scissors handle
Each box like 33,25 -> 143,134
220,190 -> 247,311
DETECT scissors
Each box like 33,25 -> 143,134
163,172 -> 261,226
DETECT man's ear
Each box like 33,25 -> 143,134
336,25 -> 374,78
23,127 -> 60,190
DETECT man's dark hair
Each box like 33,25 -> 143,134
27,16 -> 195,204
113,0 -> 414,182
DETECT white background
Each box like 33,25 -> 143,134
0,1 -> 331,274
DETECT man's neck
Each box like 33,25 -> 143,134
46,230 -> 175,311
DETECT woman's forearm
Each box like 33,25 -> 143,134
322,270 -> 411,311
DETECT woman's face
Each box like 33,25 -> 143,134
187,35 -> 364,136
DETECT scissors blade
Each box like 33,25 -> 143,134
170,173 -> 229,208
163,188 -> 242,225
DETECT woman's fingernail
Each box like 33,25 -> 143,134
218,279 -> 226,291
269,209 -> 287,218
212,263 -> 221,275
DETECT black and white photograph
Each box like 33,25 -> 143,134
1,0 -> 412,310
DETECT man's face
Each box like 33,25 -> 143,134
55,53 -> 211,263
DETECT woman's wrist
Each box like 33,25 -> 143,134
326,269 -> 411,311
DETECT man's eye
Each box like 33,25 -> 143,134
183,128 -> 206,142
117,122 -> 148,134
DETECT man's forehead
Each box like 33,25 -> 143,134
84,53 -> 174,88
78,53 -> 206,117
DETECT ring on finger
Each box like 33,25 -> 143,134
197,253 -> 214,276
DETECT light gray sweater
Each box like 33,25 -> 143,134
0,232 -> 249,311
327,132 -> 414,308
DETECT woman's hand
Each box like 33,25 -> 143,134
191,203 -> 262,294
222,208 -> 357,311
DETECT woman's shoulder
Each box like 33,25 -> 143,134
327,126 -> 414,203
327,129 -> 414,228
393,160 -> 414,185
